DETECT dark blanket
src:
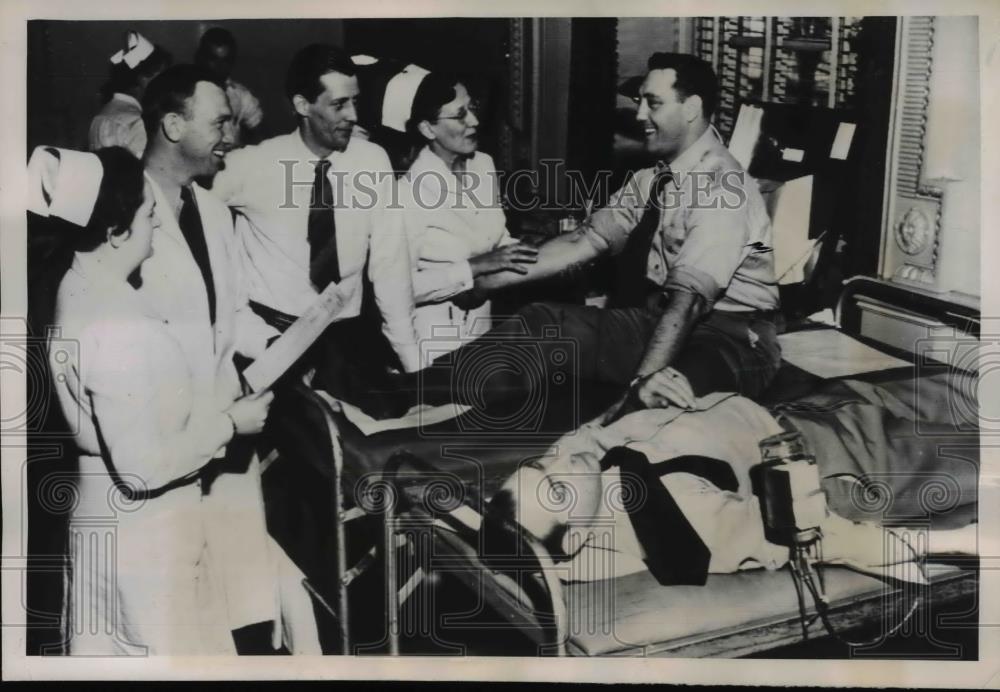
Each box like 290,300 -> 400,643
776,370 -> 979,528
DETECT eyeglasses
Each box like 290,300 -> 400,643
435,101 -> 481,122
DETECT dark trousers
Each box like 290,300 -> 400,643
416,300 -> 782,408
249,300 -> 408,417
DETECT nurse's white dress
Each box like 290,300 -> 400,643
50,253 -> 315,655
401,146 -> 517,358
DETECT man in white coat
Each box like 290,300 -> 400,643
139,64 -> 316,653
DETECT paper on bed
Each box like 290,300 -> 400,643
339,399 -> 472,436
777,329 -> 911,378
242,280 -> 354,392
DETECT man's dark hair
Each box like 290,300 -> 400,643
196,27 -> 237,59
647,52 -> 718,119
285,44 -> 356,105
141,64 -> 222,136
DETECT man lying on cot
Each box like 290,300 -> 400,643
479,371 -> 980,584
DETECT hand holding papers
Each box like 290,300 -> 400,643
242,280 -> 355,392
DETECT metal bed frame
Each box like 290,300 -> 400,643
261,277 -> 979,657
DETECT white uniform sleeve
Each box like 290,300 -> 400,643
400,181 -> 475,304
210,146 -> 250,207
369,168 -> 421,372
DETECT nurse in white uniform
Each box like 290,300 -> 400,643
30,146 -> 316,655
393,70 -> 538,355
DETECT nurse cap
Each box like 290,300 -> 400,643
109,31 -> 155,69
381,64 -> 431,133
27,146 -> 104,228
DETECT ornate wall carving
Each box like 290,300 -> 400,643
880,16 -> 944,287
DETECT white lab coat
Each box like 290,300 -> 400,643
401,147 -> 517,357
139,176 -> 275,414
137,176 -> 292,637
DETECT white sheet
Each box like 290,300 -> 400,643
777,329 -> 911,378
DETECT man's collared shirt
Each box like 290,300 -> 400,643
211,130 -> 421,372
586,127 -> 779,312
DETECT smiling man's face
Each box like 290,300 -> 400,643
176,80 -> 234,177
297,71 -> 359,154
636,68 -> 691,161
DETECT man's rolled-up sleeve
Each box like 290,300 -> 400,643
585,172 -> 646,255
664,196 -> 749,309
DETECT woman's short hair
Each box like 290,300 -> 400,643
75,146 -> 146,252
406,72 -> 462,140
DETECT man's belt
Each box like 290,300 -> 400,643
249,300 -> 299,333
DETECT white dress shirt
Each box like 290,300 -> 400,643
212,130 -> 421,372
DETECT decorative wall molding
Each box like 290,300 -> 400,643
881,16 -> 944,287
507,18 -> 527,133
499,18 -> 529,174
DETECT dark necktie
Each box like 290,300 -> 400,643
178,186 -> 216,325
600,447 -> 739,586
307,159 -> 340,290
613,166 -> 674,308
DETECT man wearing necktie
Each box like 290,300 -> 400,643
464,53 -> 782,417
212,43 -> 421,407
138,65 -> 310,653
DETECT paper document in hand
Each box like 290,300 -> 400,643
242,281 -> 353,392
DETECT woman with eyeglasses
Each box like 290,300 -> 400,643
400,73 -> 538,355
